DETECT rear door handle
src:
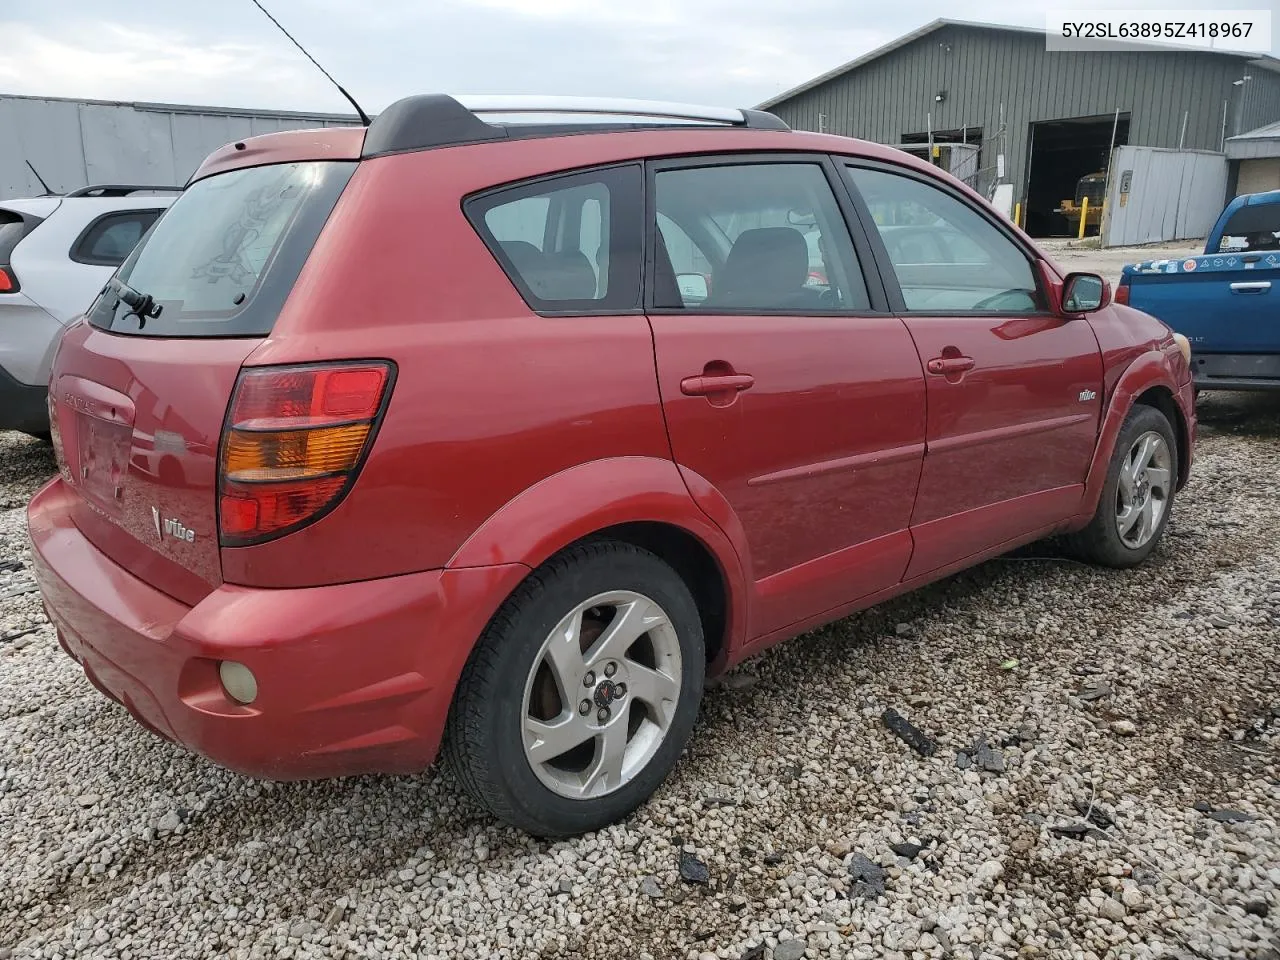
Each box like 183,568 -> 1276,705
680,373 -> 755,396
926,356 -> 976,375
1230,281 -> 1272,294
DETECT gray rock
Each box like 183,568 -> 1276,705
156,811 -> 181,832
640,876 -> 663,899
558,877 -> 573,894
1110,720 -> 1137,736
1099,899 -> 1126,922
1077,682 -> 1112,702
678,851 -> 709,885
848,852 -> 886,899
773,939 -> 807,960
973,737 -> 1006,773
890,842 -> 923,860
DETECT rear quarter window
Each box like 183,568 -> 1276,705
70,210 -> 163,267
0,211 -> 40,264
464,164 -> 643,314
88,161 -> 355,337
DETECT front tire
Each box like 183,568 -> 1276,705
444,540 -> 705,837
1064,403 -> 1178,568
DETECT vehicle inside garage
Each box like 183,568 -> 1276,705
1025,113 -> 1130,237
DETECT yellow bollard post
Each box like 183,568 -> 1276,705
1014,202 -> 1021,228
1078,197 -> 1089,240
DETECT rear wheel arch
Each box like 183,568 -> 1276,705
446,457 -> 749,669
574,522 -> 730,673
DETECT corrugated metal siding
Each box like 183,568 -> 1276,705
1239,71 -> 1280,139
1103,146 -> 1227,246
0,95 -> 358,200
770,26 -> 1280,203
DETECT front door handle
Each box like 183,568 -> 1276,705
926,356 -> 976,375
680,373 -> 755,396
1230,281 -> 1271,294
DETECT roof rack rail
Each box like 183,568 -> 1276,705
63,184 -> 183,198
362,94 -> 790,157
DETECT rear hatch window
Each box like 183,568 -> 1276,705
87,161 -> 355,336
1216,204 -> 1280,253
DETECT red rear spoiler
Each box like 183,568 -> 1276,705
189,127 -> 367,185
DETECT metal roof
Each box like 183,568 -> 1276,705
757,18 -> 1280,109
1226,119 -> 1280,159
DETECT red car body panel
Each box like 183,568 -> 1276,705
28,122 -> 1196,780
31,478 -> 529,777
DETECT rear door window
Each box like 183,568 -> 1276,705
87,161 -> 355,337
466,165 -> 643,313
650,161 -> 869,312
71,210 -> 163,266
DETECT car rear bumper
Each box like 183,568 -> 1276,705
1193,353 -> 1280,391
28,477 -> 528,780
0,364 -> 48,432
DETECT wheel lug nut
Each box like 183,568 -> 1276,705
583,671 -> 595,687
597,707 -> 610,722
614,682 -> 627,699
604,662 -> 617,678
579,700 -> 592,715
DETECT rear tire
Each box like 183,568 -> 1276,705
444,539 -> 705,837
1064,404 -> 1178,568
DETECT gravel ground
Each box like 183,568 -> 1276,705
1036,240 -> 1205,288
2,392 -> 1279,960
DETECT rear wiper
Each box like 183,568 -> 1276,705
108,277 -> 163,328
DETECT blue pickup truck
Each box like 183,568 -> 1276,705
1118,190 -> 1280,392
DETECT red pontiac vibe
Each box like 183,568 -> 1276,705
29,95 -> 1195,837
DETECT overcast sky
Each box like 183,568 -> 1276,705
3,0 -> 1277,115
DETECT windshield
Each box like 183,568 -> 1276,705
87,161 -> 355,337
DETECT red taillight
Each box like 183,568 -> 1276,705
1114,282 -> 1129,305
0,267 -> 16,293
218,361 -> 394,545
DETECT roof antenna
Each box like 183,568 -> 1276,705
25,160 -> 55,196
248,0 -> 371,126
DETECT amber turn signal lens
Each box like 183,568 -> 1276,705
223,423 -> 371,482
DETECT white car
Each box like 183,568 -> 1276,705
0,186 -> 177,435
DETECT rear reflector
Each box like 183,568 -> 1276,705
218,362 -> 393,545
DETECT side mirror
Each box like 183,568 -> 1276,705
1061,272 -> 1109,313
676,273 -> 709,302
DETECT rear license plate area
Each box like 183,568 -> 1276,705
76,413 -> 132,509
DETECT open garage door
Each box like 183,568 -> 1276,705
1024,114 -> 1129,238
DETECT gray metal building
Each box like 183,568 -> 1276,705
760,19 -> 1280,237
0,94 -> 358,201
